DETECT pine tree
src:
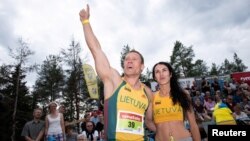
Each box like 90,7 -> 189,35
0,38 -> 35,141
170,41 -> 195,78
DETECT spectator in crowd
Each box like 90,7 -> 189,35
59,104 -> 70,126
242,86 -> 250,98
203,91 -> 211,104
213,99 -> 236,125
225,95 -> 236,112
95,113 -> 104,136
59,105 -> 66,114
191,81 -> 199,97
65,125 -> 78,141
214,92 -> 222,104
45,101 -> 65,141
193,99 -> 211,122
21,108 -> 45,141
240,96 -> 250,115
76,135 -> 85,141
215,90 -> 222,100
229,78 -> 237,94
79,121 -> 98,141
192,91 -> 204,105
239,80 -> 249,90
233,104 -> 249,120
211,77 -> 220,94
148,61 -> 200,141
90,110 -> 100,126
233,88 -> 243,104
81,114 -> 91,132
201,77 -> 210,94
223,81 -> 231,96
79,4 -> 153,140
204,97 -> 216,116
99,130 -> 105,141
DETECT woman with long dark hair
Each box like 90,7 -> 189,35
148,62 -> 200,141
80,121 -> 98,141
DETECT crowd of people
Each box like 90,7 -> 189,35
20,76 -> 250,141
188,76 -> 250,125
21,103 -> 105,141
20,3 -> 250,141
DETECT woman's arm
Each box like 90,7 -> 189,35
45,116 -> 49,136
185,92 -> 201,141
60,113 -> 65,140
93,130 -> 99,141
186,108 -> 201,141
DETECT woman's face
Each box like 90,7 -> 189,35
195,99 -> 201,105
86,122 -> 94,131
154,64 -> 171,85
49,103 -> 57,111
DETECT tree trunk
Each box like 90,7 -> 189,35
11,64 -> 20,141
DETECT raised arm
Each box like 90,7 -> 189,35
79,4 -> 117,83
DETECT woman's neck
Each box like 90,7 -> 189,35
50,111 -> 58,115
159,84 -> 171,96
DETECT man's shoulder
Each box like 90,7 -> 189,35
25,120 -> 33,125
27,120 -> 45,125
40,120 -> 45,124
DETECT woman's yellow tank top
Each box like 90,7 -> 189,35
153,91 -> 183,123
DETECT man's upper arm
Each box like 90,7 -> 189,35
92,48 -> 114,82
41,121 -> 45,129
37,125 -> 45,141
21,123 -> 29,136
144,86 -> 153,102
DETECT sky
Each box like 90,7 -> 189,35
1,0 -> 250,88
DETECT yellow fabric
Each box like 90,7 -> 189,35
153,91 -> 183,123
82,64 -> 99,99
213,103 -> 236,125
116,82 -> 149,140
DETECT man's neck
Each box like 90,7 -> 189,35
124,76 -> 141,89
33,118 -> 40,122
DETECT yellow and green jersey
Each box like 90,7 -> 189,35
104,80 -> 149,141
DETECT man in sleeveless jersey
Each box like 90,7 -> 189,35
79,4 -> 154,141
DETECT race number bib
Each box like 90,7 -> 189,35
116,111 -> 144,135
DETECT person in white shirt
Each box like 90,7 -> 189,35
45,101 -> 65,141
79,121 -> 98,141
233,104 -> 249,120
